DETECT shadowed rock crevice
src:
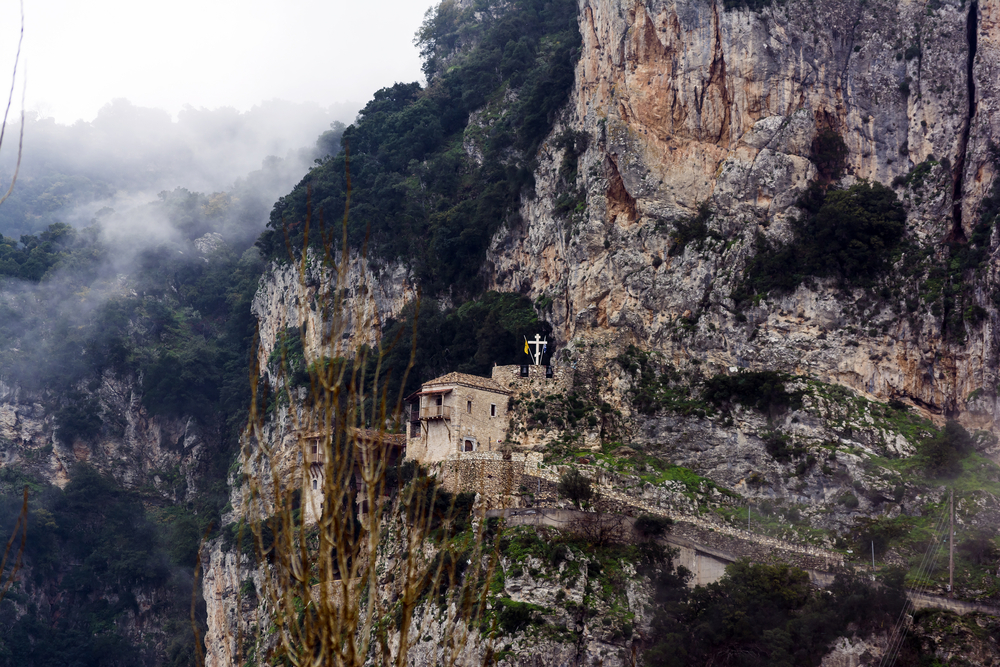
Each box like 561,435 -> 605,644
605,154 -> 638,222
951,1 -> 979,242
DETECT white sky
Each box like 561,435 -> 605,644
0,0 -> 435,125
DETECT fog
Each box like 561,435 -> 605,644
0,97 -> 358,239
0,94 -> 363,403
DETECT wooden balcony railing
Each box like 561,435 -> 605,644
419,405 -> 452,420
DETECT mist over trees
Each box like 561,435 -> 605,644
0,98 -> 356,239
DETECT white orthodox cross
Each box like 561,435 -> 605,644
527,333 -> 548,366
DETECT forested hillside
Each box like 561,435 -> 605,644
256,0 -> 580,295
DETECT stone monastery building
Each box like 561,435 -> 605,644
406,371 -> 511,463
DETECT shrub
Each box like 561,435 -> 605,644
957,530 -> 1000,565
811,128 -> 848,183
761,431 -> 801,461
702,370 -> 804,413
497,599 -> 539,633
635,514 -> 673,538
54,391 -> 104,444
920,420 -> 974,477
738,180 -> 906,300
667,202 -> 716,256
558,469 -> 594,509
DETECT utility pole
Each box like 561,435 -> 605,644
949,489 -> 955,599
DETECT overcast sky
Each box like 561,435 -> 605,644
0,0 -> 434,125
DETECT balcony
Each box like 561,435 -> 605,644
419,405 -> 452,420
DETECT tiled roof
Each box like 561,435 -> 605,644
423,371 -> 509,394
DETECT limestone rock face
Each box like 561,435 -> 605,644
0,374 -> 206,495
489,0 -> 1000,432
252,254 -> 414,375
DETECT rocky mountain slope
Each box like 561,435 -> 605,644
489,0 -> 1000,431
6,0 -> 1000,664
196,0 -> 1000,664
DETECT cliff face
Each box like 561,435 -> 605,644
489,0 -> 1000,433
198,0 -> 1000,664
252,254 -> 414,375
0,374 -> 206,494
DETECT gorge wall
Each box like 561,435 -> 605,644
489,0 -> 1000,433
196,0 -> 1000,665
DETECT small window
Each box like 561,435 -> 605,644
490,403 -> 497,417
311,443 -> 317,455
467,400 -> 472,413
464,439 -> 475,452
520,365 -> 530,377
312,478 -> 318,490
410,421 -> 420,437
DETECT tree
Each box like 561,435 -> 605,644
558,468 -> 594,509
921,420 -> 974,477
0,0 -> 26,607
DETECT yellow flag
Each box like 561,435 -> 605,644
524,338 -> 529,354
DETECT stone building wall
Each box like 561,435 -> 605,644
448,385 -> 510,453
490,364 -> 574,396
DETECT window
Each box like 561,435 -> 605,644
520,365 -> 530,377
490,403 -> 497,417
312,478 -> 318,490
410,421 -> 420,437
467,400 -> 472,413
464,439 -> 475,452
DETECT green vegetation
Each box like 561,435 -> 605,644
615,345 -> 712,417
616,347 -> 805,418
0,222 -> 103,282
738,180 -> 906,301
913,155 -> 1000,342
734,129 -> 909,301
666,202 -> 719,257
377,291 -> 550,398
518,390 -> 620,441
634,514 -> 673,538
494,524 -> 917,665
0,465 -> 204,666
0,178 -> 267,667
493,525 -> 674,641
557,468 -> 594,508
920,420 -> 976,478
645,561 -> 909,667
552,130 -> 589,222
256,0 -> 581,297
702,370 -> 805,414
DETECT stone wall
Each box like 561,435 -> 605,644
436,451 -> 544,510
440,454 -> 844,570
491,364 -> 574,396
